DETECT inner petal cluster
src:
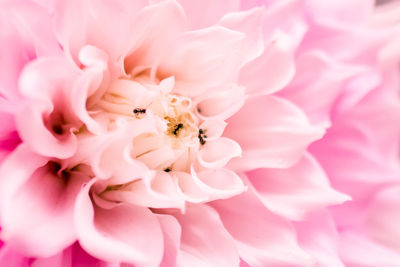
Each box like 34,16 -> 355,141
91,74 -> 207,173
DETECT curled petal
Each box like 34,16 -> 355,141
198,137 -> 242,169
74,179 -> 164,266
16,58 -> 81,158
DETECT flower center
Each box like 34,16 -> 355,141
93,76 -> 206,172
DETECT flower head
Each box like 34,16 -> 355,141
0,0 -> 399,266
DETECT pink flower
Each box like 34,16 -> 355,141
0,0 -> 399,266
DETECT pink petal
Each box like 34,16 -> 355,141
159,26 -> 245,97
74,179 -> 164,266
174,171 -> 210,203
247,153 -> 350,220
0,145 -> 87,257
158,214 -> 182,267
198,119 -> 227,141
239,39 -> 295,96
0,245 -> 30,267
6,0 -> 61,57
173,205 -> 240,267
339,231 -> 400,267
124,0 -> 188,72
210,189 -> 312,266
219,7 -> 265,65
71,45 -> 110,135
278,51 -> 366,126
54,0 -> 139,63
198,137 -> 242,169
0,32 -> 31,101
365,185 -> 400,252
103,171 -> 185,210
66,118 -> 154,183
31,242 -> 108,267
295,211 -> 345,267
16,58 -> 81,158
195,84 -> 246,121
225,95 -> 324,171
307,0 -> 375,26
176,0 -> 239,29
193,167 -> 246,200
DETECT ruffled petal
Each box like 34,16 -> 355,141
74,180 -> 164,266
16,58 -> 81,158
198,137 -> 242,169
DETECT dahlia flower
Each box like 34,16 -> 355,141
0,0 -> 399,266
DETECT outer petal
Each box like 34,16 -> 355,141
176,0 -> 239,29
307,0 -> 374,26
0,32 -> 31,100
295,211 -> 345,267
365,185 -> 400,252
309,85 -> 400,199
173,205 -> 240,267
5,0 -> 61,57
247,154 -> 350,220
210,189 -> 312,266
225,95 -> 324,171
0,145 -> 87,257
278,51 -> 366,126
30,242 -> 109,267
0,245 -> 30,267
0,108 -> 20,163
158,214 -> 182,267
74,180 -> 164,267
339,231 -> 400,267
